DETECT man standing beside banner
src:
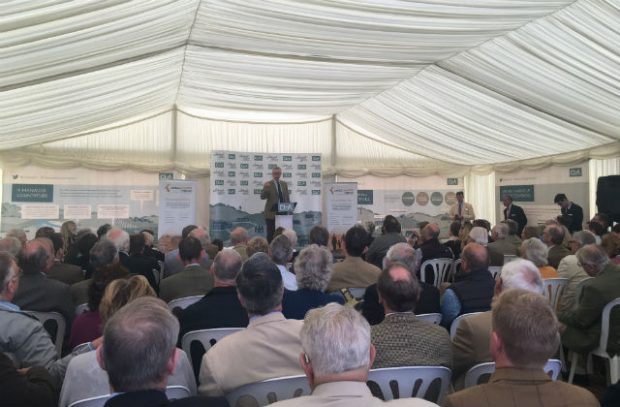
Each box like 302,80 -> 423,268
261,166 -> 290,242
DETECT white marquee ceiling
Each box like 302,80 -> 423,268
1,0 -> 619,176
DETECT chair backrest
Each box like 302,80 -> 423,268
165,385 -> 191,400
225,375 -> 310,407
450,312 -> 484,340
75,303 -> 89,315
543,278 -> 568,310
488,266 -> 501,280
417,313 -> 442,325
181,327 -> 243,373
503,255 -> 518,264
451,259 -> 462,278
167,295 -> 204,314
347,287 -> 367,299
419,258 -> 454,288
67,385 -> 193,407
367,366 -> 451,404
598,297 -> 620,352
24,311 -> 65,357
464,359 -> 562,388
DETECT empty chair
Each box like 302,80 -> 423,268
24,311 -> 65,357
543,278 -> 568,310
181,327 -> 243,373
416,313 -> 442,325
75,303 -> 89,315
167,295 -> 204,314
568,297 -> 620,385
367,366 -> 451,404
449,312 -> 484,340
488,266 -> 501,280
225,375 -> 310,407
419,258 -> 453,288
464,359 -> 562,388
503,255 -> 518,264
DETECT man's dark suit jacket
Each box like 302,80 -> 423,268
561,202 -> 584,233
104,389 -> 229,407
361,282 -> 440,325
504,204 -> 527,235
282,288 -> 345,320
48,262 -> 84,286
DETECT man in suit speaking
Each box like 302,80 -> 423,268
261,166 -> 290,242
502,195 -> 527,236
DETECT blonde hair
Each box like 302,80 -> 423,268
99,275 -> 156,326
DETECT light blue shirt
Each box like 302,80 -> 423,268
440,288 -> 462,327
0,301 -> 20,312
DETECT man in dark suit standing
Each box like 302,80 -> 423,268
502,195 -> 527,236
554,193 -> 584,233
261,166 -> 290,243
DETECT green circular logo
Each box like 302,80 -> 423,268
431,192 -> 444,206
402,192 -> 415,206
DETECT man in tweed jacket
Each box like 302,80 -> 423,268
371,263 -> 451,368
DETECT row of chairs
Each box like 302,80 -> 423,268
419,255 -> 518,288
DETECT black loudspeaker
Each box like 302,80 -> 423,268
596,175 -> 620,223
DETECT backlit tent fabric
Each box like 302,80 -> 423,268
1,0 -> 619,176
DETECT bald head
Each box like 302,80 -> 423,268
377,263 -> 421,313
213,248 -> 243,282
229,227 -> 248,245
20,238 -> 53,274
462,242 -> 488,272
422,224 -> 440,241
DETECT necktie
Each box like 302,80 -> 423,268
276,181 -> 284,203
459,203 -> 462,217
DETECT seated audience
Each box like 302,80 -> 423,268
0,351 -> 56,407
557,231 -> 597,315
543,224 -> 571,269
282,228 -> 299,264
560,245 -> 620,357
443,221 -> 463,259
451,259 -> 543,386
361,243 -> 440,325
141,229 -> 165,262
164,226 -> 213,277
211,239 -> 224,252
587,221 -> 605,245
159,236 -> 214,303
96,224 -> 112,240
500,219 -> 522,251
308,225 -> 330,248
521,225 -> 541,240
366,215 -> 407,268
60,221 -> 77,255
198,253 -> 303,396
0,236 -> 23,258
270,234 -> 297,291
468,226 -> 502,266
520,238 -> 558,279
64,232 -> 98,278
125,232 -> 160,291
269,303 -> 438,407
328,225 -> 381,292
440,243 -> 495,327
6,228 -> 27,248
416,223 -> 454,276
487,223 -> 518,257
47,233 -> 83,286
371,263 -> 451,369
95,297 -> 224,407
246,236 -> 269,257
282,245 -> 344,319
229,227 -> 249,261
445,289 -> 598,407
35,227 -> 55,239
60,276 -> 197,407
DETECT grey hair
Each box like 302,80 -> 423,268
383,242 -> 416,271
106,228 -> 130,252
213,248 -> 243,280
301,303 -> 371,376
0,237 -> 22,258
6,229 -> 26,243
294,244 -> 333,291
102,297 -> 179,392
282,229 -> 298,248
521,238 -> 549,267
141,231 -> 154,246
572,231 -> 596,247
494,223 -> 509,239
270,234 -> 292,265
576,244 -> 610,273
229,227 -> 248,245
90,240 -> 119,269
0,252 -> 17,294
499,259 -> 543,294
469,227 -> 488,245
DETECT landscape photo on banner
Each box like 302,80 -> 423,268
209,151 -> 322,247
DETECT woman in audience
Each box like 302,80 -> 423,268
282,244 -> 344,319
458,221 -> 473,252
59,275 -> 196,407
521,225 -> 541,240
60,221 -> 77,257
521,238 -> 559,279
65,232 -> 98,278
602,233 -> 620,265
246,236 -> 269,257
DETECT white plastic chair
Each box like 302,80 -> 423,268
417,313 -> 442,325
464,359 -> 562,388
165,385 -> 191,400
450,312 -> 484,340
543,278 -> 568,310
347,287 -> 367,299
503,255 -> 518,264
181,327 -> 243,372
225,375 -> 310,407
367,366 -> 451,404
167,295 -> 204,313
488,266 -> 501,280
24,311 -> 65,357
67,385 -> 192,407
451,259 -> 462,278
568,297 -> 620,385
75,303 -> 89,315
419,258 -> 453,288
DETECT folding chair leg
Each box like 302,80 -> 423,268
568,352 -> 579,384
610,357 -> 619,385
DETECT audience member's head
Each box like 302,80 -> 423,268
140,230 -> 155,248
542,224 -> 564,247
99,275 -> 156,326
344,225 -> 370,258
497,258 -> 543,295
491,289 -> 559,369
246,236 -> 269,257
282,229 -> 298,249
0,252 -> 19,302
181,225 -> 198,240
383,242 -> 416,271
492,223 -> 509,240
212,239 -> 224,252
421,223 -> 440,242
294,245 -> 333,292
269,234 -> 292,265
229,227 -> 248,246
0,237 -> 22,258
212,248 -> 243,284
90,239 -> 119,270
461,243 -> 489,272
35,226 -> 55,239
129,233 -> 146,256
591,213 -> 610,230
188,227 -> 210,249
98,297 -> 179,393
19,238 -> 53,274
178,236 -> 203,264
106,228 -> 130,253
48,233 -> 64,260
449,221 -> 461,238
382,215 -> 401,234
473,219 -> 491,232
300,303 -> 373,389
587,221 -> 605,238
377,263 -> 421,313
576,244 -> 610,277
501,219 -> 519,236
309,226 -> 330,247
521,225 -> 541,240
601,233 -> 620,259
568,230 -> 596,254
520,238 -> 549,267
468,227 -> 489,245
96,224 -> 112,240
87,262 -> 130,312
236,253 -> 283,316
6,229 -> 27,247
61,220 -> 77,246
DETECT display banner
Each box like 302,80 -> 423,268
158,180 -> 197,238
324,182 -> 357,233
209,151 -> 322,246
